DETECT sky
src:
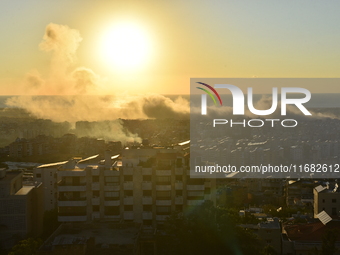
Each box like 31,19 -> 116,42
1,0 -> 340,95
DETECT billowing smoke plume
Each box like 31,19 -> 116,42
76,120 -> 142,144
39,23 -> 82,70
6,94 -> 189,122
6,23 -> 190,143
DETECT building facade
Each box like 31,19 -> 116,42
314,184 -> 340,218
0,169 -> 43,249
57,147 -> 216,227
33,162 -> 66,211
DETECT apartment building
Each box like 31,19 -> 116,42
314,184 -> 340,218
33,161 -> 66,211
285,179 -> 314,207
57,147 -> 216,227
0,169 -> 43,249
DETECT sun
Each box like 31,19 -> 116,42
101,22 -> 151,71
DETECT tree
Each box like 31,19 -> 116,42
8,238 -> 42,255
321,229 -> 339,255
261,245 -> 278,255
158,201 -> 262,255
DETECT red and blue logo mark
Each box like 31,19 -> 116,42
196,82 -> 223,106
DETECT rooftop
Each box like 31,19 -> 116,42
284,220 -> 340,241
37,161 -> 68,169
15,185 -> 34,195
0,170 -> 22,182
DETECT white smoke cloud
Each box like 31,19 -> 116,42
5,23 -> 190,143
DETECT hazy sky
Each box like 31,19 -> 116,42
1,0 -> 340,95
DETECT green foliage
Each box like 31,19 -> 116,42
158,201 -> 263,255
219,186 -> 248,208
307,228 -> 340,255
308,247 -> 319,255
262,204 -> 301,218
260,245 -> 278,255
8,238 -> 42,255
321,229 -> 339,255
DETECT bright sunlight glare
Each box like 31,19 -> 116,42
101,22 -> 151,71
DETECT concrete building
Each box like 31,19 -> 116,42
57,147 -> 216,227
0,169 -> 43,249
285,179 -> 314,207
33,161 -> 66,211
314,184 -> 340,218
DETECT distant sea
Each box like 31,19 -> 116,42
0,94 -> 339,108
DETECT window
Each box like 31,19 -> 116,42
93,191 -> 99,197
105,191 -> 119,197
124,205 -> 133,211
92,176 -> 99,182
143,205 -> 152,211
124,175 -> 133,182
36,173 -> 41,178
156,191 -> 171,199
176,190 -> 182,196
322,199 -> 325,203
143,220 -> 152,226
175,175 -> 182,181
204,188 -> 211,195
143,190 -> 152,196
93,205 -> 99,211
143,175 -> 151,182
187,179 -> 204,185
105,176 -> 119,183
156,176 -> 170,183
175,205 -> 183,211
156,206 -> 171,215
188,191 -> 204,197
105,206 -> 119,215
72,177 -> 80,185
124,190 -> 133,197
332,199 -> 337,203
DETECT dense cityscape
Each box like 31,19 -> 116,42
1,108 -> 340,255
1,0 -> 340,254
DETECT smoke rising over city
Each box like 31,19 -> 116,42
5,23 -> 190,142
4,23 -> 337,145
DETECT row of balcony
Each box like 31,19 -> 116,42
58,167 -> 189,179
58,197 -> 205,207
141,168 -> 184,175
59,183 -> 206,190
58,213 -> 171,222
58,182 -> 209,192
